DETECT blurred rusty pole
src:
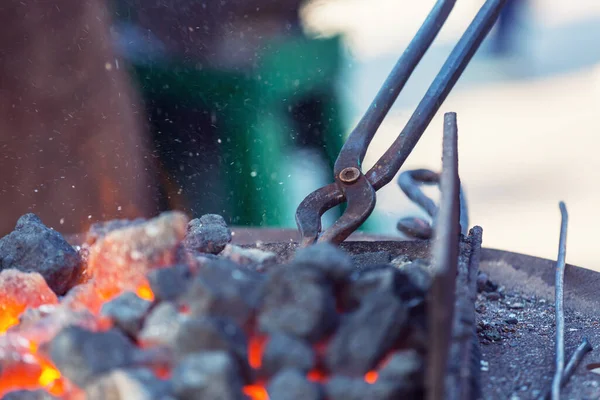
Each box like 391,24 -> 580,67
0,0 -> 156,236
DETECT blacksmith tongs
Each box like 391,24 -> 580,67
295,0 -> 507,247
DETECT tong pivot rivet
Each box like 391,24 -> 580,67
339,167 -> 361,184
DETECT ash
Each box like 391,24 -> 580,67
476,279 -> 600,399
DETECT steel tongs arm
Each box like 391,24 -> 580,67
366,0 -> 507,191
333,0 -> 457,176
296,0 -> 457,246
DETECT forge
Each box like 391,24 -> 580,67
0,0 -> 598,399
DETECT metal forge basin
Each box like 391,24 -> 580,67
232,227 -> 600,399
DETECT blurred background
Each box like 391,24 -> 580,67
1,0 -> 600,269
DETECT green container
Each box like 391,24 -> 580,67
127,35 -> 347,227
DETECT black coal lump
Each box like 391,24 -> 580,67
147,264 -> 192,302
49,326 -> 137,387
183,214 -> 232,254
258,266 -> 337,342
2,390 -> 58,400
326,291 -> 408,376
341,264 -> 423,310
370,349 -> 425,398
395,259 -> 433,293
172,351 -> 245,400
267,369 -> 323,400
378,349 -> 424,383
261,333 -> 315,378
0,213 -> 82,295
325,375 -> 372,400
292,242 -> 354,283
182,259 -> 264,327
100,291 -> 151,337
174,316 -> 250,382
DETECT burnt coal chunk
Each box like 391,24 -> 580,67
341,265 -> 423,310
258,266 -> 337,342
395,260 -> 432,293
182,260 -> 264,327
100,292 -> 151,337
369,380 -> 423,400
2,390 -> 58,400
174,316 -> 250,381
268,369 -> 323,400
262,333 -> 315,378
85,368 -> 173,400
0,213 -> 82,295
183,214 -> 232,254
326,376 -> 413,400
172,351 -> 245,400
325,376 -> 372,400
49,326 -> 137,386
138,302 -> 183,347
293,242 -> 354,283
377,350 -> 424,395
147,264 -> 192,302
326,291 -> 408,376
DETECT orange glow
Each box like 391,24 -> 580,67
243,384 -> 269,400
248,335 -> 267,369
136,280 -> 155,301
0,340 -> 66,397
307,369 -> 328,383
365,371 -> 378,384
179,304 -> 191,314
0,305 -> 22,332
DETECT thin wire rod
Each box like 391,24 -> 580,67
552,201 -> 569,400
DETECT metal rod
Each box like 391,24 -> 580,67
542,338 -> 593,400
561,338 -> 593,389
427,112 -> 461,400
450,225 -> 484,400
396,168 -> 470,239
552,201 -> 569,400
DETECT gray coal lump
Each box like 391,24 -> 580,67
258,266 -> 337,342
326,291 -> 408,376
0,213 -> 82,295
267,369 -> 323,400
172,351 -> 245,400
49,326 -> 137,387
100,291 -> 152,337
183,214 -> 232,254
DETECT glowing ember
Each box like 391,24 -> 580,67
0,212 -> 414,398
87,211 -> 188,296
135,280 -> 155,301
243,384 -> 269,400
0,270 -> 59,333
0,337 -> 67,397
248,335 -> 267,369
365,370 -> 378,384
307,369 -> 328,383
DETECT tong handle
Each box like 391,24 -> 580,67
333,0 -> 456,178
366,0 -> 508,191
